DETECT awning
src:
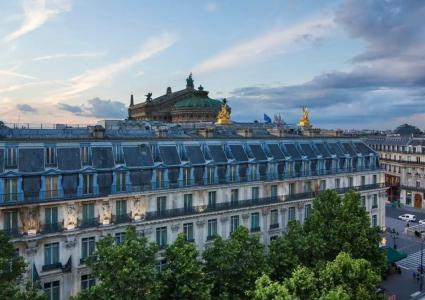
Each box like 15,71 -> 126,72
386,247 -> 407,264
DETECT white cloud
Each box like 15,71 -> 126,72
32,51 -> 106,61
4,0 -> 72,42
46,32 -> 176,101
0,69 -> 38,80
193,16 -> 334,74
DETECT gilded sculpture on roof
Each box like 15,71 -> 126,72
298,106 -> 311,128
216,98 -> 232,125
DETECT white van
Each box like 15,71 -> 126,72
398,214 -> 417,222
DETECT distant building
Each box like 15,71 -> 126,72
128,73 -> 223,123
366,136 -> 425,208
0,120 -> 386,299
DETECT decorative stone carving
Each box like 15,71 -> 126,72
220,216 -> 229,223
280,207 -> 287,213
196,220 -> 205,227
171,224 -> 180,232
25,240 -> 39,256
65,237 -> 77,248
133,198 -> 142,219
297,203 -> 304,209
20,206 -> 40,234
242,213 -> 250,220
143,227 -> 153,235
101,201 -> 111,224
65,204 -> 77,230
261,209 -> 269,216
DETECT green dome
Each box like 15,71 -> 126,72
174,97 -> 222,109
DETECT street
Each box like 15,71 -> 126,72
381,205 -> 425,299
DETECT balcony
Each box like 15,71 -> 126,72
78,217 -> 100,229
42,222 -> 64,234
206,235 -> 218,241
3,227 -> 22,238
0,166 -> 382,207
42,262 -> 62,272
112,213 -> 132,224
269,223 -> 279,229
250,226 -> 261,233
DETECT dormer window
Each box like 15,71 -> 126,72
46,147 -> 56,165
81,146 -> 91,165
6,147 -> 17,168
113,144 -> 124,163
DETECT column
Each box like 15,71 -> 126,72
280,207 -> 287,231
262,209 -> 269,245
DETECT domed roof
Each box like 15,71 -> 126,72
174,97 -> 222,109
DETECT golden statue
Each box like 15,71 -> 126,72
298,106 -> 311,128
216,98 -> 232,125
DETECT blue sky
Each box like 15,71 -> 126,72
0,0 -> 424,129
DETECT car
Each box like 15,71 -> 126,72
419,220 -> 425,225
398,214 -> 417,222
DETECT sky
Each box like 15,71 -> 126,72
0,0 -> 424,130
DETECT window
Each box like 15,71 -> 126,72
116,200 -> 127,219
372,194 -> 378,209
208,191 -> 216,208
44,242 -> 59,266
156,259 -> 167,272
319,180 -> 326,191
303,181 -> 311,193
3,211 -> 18,235
82,203 -> 95,226
156,170 -> 165,189
304,204 -> 312,219
45,147 -> 56,165
231,189 -> 239,204
81,237 -> 95,262
348,177 -> 354,187
230,215 -> 239,233
372,175 -> 377,184
417,181 -> 421,188
418,157 -> 421,163
361,176 -> 366,186
6,147 -> 17,168
115,232 -> 126,245
44,281 -> 60,300
207,167 -> 215,184
406,192 -> 412,205
183,222 -> 194,241
372,215 -> 378,227
271,185 -> 278,198
361,196 -> 366,208
82,174 -> 94,195
252,187 -> 259,200
251,212 -> 260,232
207,219 -> 217,239
45,176 -> 58,199
81,146 -> 91,165
230,165 -> 237,182
116,172 -> 126,192
288,207 -> 296,221
184,194 -> 193,212
81,274 -> 96,290
335,178 -> 340,189
289,183 -> 295,195
4,178 -> 18,202
44,207 -> 58,232
156,227 -> 167,248
157,196 -> 167,214
183,168 -> 190,186
251,164 -> 257,180
270,209 -> 278,228
113,144 -> 124,163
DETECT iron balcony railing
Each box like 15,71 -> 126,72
42,262 -> 62,272
41,222 -> 64,234
78,217 -> 100,229
112,213 -> 132,224
0,166 -> 383,207
400,185 -> 425,193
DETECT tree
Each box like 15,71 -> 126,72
252,252 -> 381,300
268,221 -> 309,281
203,226 -> 267,299
394,123 -> 422,136
159,233 -> 211,300
72,226 -> 161,300
0,231 -> 46,300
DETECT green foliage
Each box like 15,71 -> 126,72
203,226 -> 267,299
160,233 -> 211,300
73,226 -> 161,300
0,231 -> 46,300
253,253 -> 381,300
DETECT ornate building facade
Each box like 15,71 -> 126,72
128,74 -> 223,123
0,123 -> 386,299
367,136 -> 425,208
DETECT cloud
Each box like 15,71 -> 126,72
47,32 -> 175,101
193,16 -> 334,74
0,69 -> 38,80
16,103 -> 37,113
58,97 -> 127,119
4,0 -> 71,42
32,51 -> 106,61
229,0 -> 425,129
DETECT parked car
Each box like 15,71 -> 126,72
398,214 -> 417,222
419,220 -> 425,225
